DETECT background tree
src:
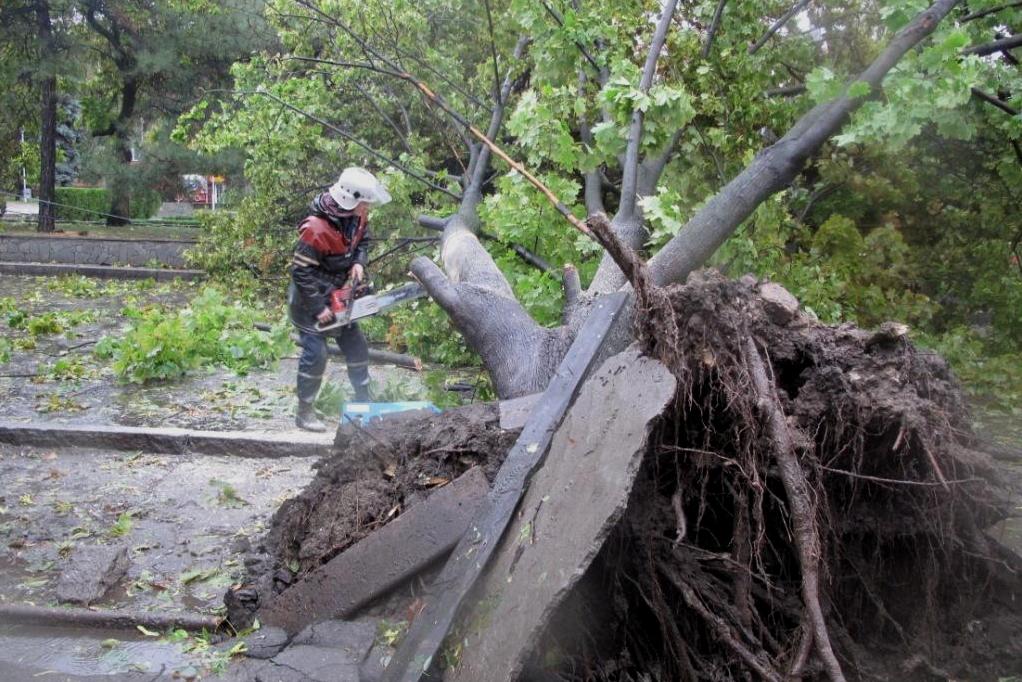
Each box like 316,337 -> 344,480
78,0 -> 275,224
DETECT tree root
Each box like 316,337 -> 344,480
743,336 -> 846,682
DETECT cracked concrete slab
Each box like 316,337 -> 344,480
448,348 -> 676,682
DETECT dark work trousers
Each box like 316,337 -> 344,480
296,323 -> 371,404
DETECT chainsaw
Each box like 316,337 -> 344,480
315,278 -> 427,332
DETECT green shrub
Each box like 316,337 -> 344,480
55,187 -> 109,221
53,187 -> 161,221
104,287 -> 292,383
130,189 -> 162,220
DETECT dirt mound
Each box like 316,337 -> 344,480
225,402 -> 516,627
543,267 -> 1021,680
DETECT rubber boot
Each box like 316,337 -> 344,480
352,382 -> 371,403
295,401 -> 327,432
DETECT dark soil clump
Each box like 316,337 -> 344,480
225,402 -> 516,628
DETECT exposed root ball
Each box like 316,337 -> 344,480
559,270 -> 1020,681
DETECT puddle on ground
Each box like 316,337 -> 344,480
0,623 -> 190,678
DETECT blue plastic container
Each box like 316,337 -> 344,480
341,401 -> 442,426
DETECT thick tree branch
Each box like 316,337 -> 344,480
964,32 -> 1022,56
562,264 -> 582,324
702,0 -> 728,58
748,0 -> 813,55
247,88 -> 461,199
578,71 -> 606,216
620,0 -> 680,217
588,0 -> 683,294
649,0 -> 962,287
962,0 -> 1022,21
971,87 -> 1019,115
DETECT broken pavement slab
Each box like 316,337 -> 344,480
56,544 -> 130,606
261,645 -> 361,682
448,347 -> 676,681
292,619 -> 378,661
258,467 -> 490,635
243,626 -> 290,660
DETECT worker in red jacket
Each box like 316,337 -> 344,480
289,167 -> 391,431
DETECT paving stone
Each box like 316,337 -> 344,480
265,645 -> 360,682
243,626 -> 291,659
291,619 -> 377,662
56,544 -> 130,606
259,467 -> 489,635
449,348 -> 676,682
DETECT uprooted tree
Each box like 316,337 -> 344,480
199,0 -> 1022,678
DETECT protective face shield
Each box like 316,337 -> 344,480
328,167 -> 392,211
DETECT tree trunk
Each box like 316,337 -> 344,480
36,0 -> 56,233
107,130 -> 132,226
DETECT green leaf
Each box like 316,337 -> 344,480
847,81 -> 871,99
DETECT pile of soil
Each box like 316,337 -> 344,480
225,402 -> 516,627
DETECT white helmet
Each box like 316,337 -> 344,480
328,167 -> 392,210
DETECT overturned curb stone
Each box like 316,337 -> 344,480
258,467 -> 490,635
56,544 -> 129,606
449,348 -> 677,682
0,421 -> 331,458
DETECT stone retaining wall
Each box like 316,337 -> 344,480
0,234 -> 195,268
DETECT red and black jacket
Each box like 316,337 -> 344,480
290,208 -> 370,316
